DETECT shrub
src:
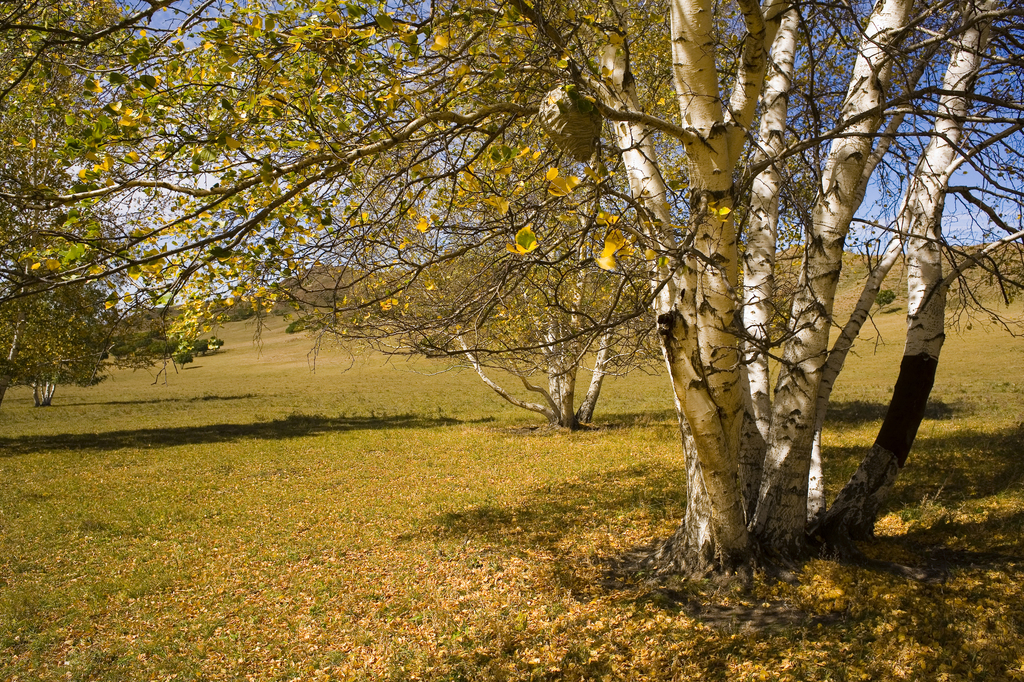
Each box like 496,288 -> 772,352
172,348 -> 194,366
875,289 -> 897,310
285,320 -> 306,334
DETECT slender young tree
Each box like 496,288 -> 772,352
815,0 -> 1002,548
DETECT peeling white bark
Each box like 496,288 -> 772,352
754,0 -> 915,552
816,0 -> 995,542
807,236 -> 903,520
739,8 -> 799,518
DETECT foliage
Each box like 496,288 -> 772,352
0,0 -> 1021,570
0,284 -> 120,398
875,288 -> 897,310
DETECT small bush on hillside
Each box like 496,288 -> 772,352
286,320 -> 306,334
875,289 -> 897,310
173,348 -> 194,366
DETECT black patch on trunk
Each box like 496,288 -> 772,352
874,353 -> 938,467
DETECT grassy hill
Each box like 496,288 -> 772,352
1,272 -> 1023,681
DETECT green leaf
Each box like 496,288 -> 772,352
375,14 -> 394,30
507,226 -> 539,255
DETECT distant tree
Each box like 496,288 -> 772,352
171,346 -> 194,367
0,284 -> 118,407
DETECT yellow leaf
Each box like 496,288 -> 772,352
225,136 -> 241,150
644,248 -> 658,260
548,175 -> 580,196
126,151 -> 140,162
45,259 -> 61,270
602,229 -> 626,254
31,262 -> 42,270
416,217 -> 430,232
510,225 -> 538,254
595,229 -> 626,270
545,167 -> 559,182
493,197 -> 510,215
431,34 -> 449,50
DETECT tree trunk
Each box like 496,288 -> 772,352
41,380 -> 56,407
738,6 -> 799,522
753,0 -> 914,555
547,361 -> 579,430
652,417 -> 721,576
575,332 -> 611,424
460,337 -> 561,425
807,237 -> 904,520
814,0 -> 992,545
32,380 -> 55,407
0,309 -> 26,411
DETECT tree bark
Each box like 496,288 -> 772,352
753,0 -> 914,555
738,6 -> 799,522
576,332 -> 611,424
807,237 -> 904,520
0,309 -> 26,411
814,0 -> 992,545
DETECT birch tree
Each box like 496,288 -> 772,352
814,0 -> 1014,549
4,0 -> 1023,572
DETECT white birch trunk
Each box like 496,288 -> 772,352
460,337 -> 560,424
815,0 -> 993,544
738,7 -> 799,520
576,331 -> 611,424
0,311 -> 25,410
643,0 -> 784,570
807,236 -> 903,519
753,0 -> 915,553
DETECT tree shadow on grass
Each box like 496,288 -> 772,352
823,423 -> 1024,507
824,397 -> 968,426
425,463 -> 687,551
63,393 -> 259,407
0,413 -> 495,457
421,422 -> 1024,626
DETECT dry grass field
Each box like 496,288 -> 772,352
2,288 -> 1023,681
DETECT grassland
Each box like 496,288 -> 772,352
2,294 -> 1023,681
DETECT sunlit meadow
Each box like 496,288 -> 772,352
2,274 -> 1023,680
